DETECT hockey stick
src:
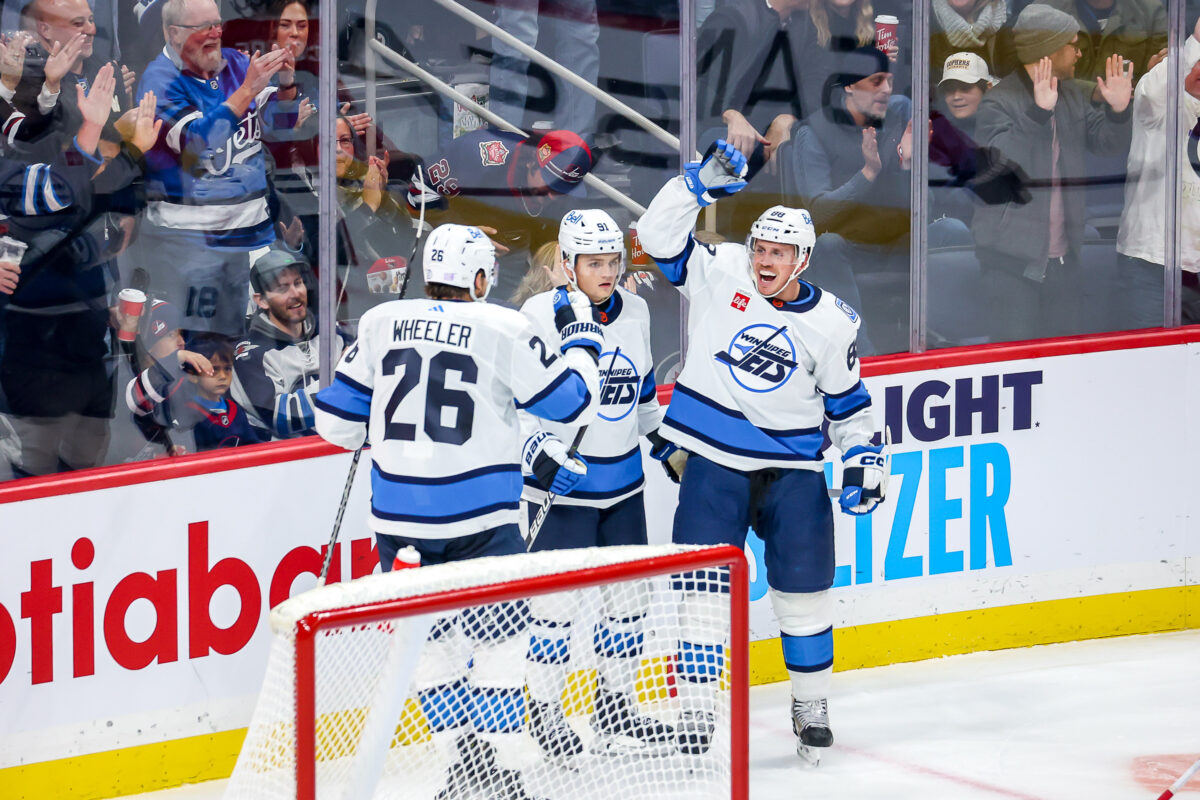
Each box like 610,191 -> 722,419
525,346 -> 621,549
317,446 -> 362,587
1158,755 -> 1200,800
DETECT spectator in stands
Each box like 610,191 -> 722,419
931,0 -> 1017,85
133,0 -> 289,339
972,3 -> 1133,342
181,334 -> 269,450
1043,0 -> 1166,86
489,0 -> 600,139
231,250 -> 350,439
125,298 -> 216,457
0,31 -> 64,146
13,0 -> 138,158
1116,17 -> 1200,327
0,67 -> 160,477
795,0 -> 887,113
695,0 -> 811,175
333,114 -> 417,318
510,240 -> 563,306
405,126 -> 592,300
789,43 -> 911,354
938,51 -> 996,137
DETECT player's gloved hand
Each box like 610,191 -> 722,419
523,431 -> 589,495
683,139 -> 749,207
552,287 -> 604,359
647,429 -> 688,483
839,440 -> 890,515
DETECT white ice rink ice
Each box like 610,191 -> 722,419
116,629 -> 1200,800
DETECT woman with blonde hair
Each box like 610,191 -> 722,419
510,241 -> 566,306
796,0 -> 883,112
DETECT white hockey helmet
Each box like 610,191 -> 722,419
746,205 -> 817,298
423,223 -> 497,301
558,208 -> 626,291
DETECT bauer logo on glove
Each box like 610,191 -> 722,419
523,431 -> 589,495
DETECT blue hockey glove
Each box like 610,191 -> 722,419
839,440 -> 890,516
552,288 -> 604,359
523,431 -> 589,495
683,139 -> 749,207
646,429 -> 687,483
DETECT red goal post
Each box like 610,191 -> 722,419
227,544 -> 749,800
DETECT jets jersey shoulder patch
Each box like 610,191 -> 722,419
835,297 -> 859,322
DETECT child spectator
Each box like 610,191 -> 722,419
181,335 -> 269,450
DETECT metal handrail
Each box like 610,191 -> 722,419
366,37 -> 646,216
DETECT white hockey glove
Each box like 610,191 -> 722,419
838,438 -> 890,516
683,139 -> 749,207
551,287 -> 604,360
523,431 -> 589,495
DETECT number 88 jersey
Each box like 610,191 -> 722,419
314,298 -> 600,539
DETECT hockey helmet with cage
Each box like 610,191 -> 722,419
746,206 -> 816,298
558,208 -> 625,291
423,223 -> 497,302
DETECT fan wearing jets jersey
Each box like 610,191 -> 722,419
637,140 -> 890,765
314,223 -> 604,800
517,208 -> 679,761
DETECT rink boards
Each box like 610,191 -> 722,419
1,329 -> 1198,799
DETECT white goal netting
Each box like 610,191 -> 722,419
225,544 -> 746,800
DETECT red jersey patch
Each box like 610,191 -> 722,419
479,140 -> 510,166
731,291 -> 750,312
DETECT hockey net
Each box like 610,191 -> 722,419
225,544 -> 748,800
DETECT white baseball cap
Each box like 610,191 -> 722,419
939,52 -> 996,87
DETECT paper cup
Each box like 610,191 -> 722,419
117,288 -> 146,342
875,15 -> 899,57
0,235 -> 28,264
629,223 -> 648,268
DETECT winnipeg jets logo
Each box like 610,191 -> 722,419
598,349 -> 640,421
714,323 -> 797,393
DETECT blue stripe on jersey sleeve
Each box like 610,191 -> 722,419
523,445 -> 644,501
822,381 -> 872,421
371,463 -> 522,524
654,236 -> 695,287
516,370 -> 591,423
314,373 -> 372,422
638,368 -> 659,404
663,384 -> 824,461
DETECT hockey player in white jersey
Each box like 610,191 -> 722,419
637,140 -> 889,764
314,223 -> 604,799
517,209 -> 679,761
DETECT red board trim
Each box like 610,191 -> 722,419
4,327 -> 1198,505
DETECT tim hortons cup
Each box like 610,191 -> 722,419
875,15 -> 899,57
629,223 -> 648,267
116,288 -> 146,342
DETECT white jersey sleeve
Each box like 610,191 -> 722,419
314,299 -> 598,538
635,176 -> 729,298
517,288 -> 658,508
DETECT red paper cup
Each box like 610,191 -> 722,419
629,223 -> 648,267
875,15 -> 899,57
117,288 -> 146,342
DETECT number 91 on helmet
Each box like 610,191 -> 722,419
423,223 -> 498,302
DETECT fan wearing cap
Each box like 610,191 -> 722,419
637,140 -> 888,764
404,127 -> 593,293
938,52 -> 996,135
229,249 -> 351,440
972,3 -> 1133,342
789,42 -> 912,354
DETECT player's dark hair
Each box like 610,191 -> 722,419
187,333 -> 235,365
425,282 -> 471,301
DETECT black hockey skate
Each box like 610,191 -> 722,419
791,697 -> 833,766
590,686 -> 675,756
529,699 -> 584,762
434,731 -> 496,799
674,708 -> 716,756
